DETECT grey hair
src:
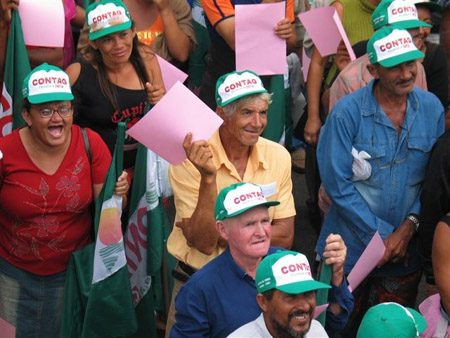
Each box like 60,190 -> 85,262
222,92 -> 273,118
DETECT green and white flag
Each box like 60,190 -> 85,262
0,10 -> 30,136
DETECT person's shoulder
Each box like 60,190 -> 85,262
306,319 -> 328,337
256,137 -> 290,157
412,87 -> 443,108
0,129 -> 20,149
184,251 -> 229,288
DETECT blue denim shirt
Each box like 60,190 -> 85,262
316,80 -> 445,277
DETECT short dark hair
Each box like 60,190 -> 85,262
261,289 -> 275,301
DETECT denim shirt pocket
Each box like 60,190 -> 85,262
407,136 -> 435,186
353,143 -> 386,187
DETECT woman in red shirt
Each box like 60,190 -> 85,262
0,63 -> 128,337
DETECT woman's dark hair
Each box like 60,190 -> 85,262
91,26 -> 151,112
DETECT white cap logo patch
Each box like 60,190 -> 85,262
271,254 -> 313,287
216,71 -> 267,107
387,0 -> 419,24
88,3 -> 129,33
372,29 -> 415,63
223,183 -> 266,216
28,70 -> 71,97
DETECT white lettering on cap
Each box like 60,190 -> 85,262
223,184 -> 267,216
387,1 -> 418,24
374,29 -> 417,63
28,70 -> 71,97
88,3 -> 130,32
272,254 -> 313,287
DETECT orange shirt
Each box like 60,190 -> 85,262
201,0 -> 295,28
136,14 -> 164,46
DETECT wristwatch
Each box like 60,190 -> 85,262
406,214 -> 420,231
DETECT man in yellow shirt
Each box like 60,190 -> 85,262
165,70 -> 296,334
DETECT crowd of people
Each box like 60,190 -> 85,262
0,0 -> 450,337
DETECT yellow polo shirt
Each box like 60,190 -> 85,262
167,131 -> 296,270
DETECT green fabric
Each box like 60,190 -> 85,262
261,75 -> 285,143
316,263 -> 332,326
4,11 -> 30,131
188,20 -> 210,89
61,123 -> 139,337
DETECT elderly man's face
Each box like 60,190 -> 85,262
220,206 -> 271,261
371,60 -> 417,97
223,97 -> 268,146
262,290 -> 316,338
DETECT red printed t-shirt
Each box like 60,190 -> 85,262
136,14 -> 164,46
0,126 -> 111,275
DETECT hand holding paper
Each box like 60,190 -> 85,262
347,232 -> 386,292
322,233 -> 346,287
127,81 -> 223,165
235,2 -> 286,75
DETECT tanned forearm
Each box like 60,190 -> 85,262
180,174 -> 219,255
270,216 -> 295,249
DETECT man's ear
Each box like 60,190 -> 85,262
216,220 -> 229,241
216,106 -> 226,121
366,63 -> 379,79
256,293 -> 269,312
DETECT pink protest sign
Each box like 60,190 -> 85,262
126,81 -> 223,165
0,317 -> 15,338
19,0 -> 65,47
298,6 -> 356,60
313,304 -> 329,319
156,55 -> 188,91
235,2 -> 286,75
347,231 -> 386,292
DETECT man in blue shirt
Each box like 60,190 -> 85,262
171,182 -> 353,337
316,26 -> 445,336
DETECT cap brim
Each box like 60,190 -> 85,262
378,49 -> 425,67
405,307 -> 427,334
28,92 -> 74,104
218,88 -> 268,107
391,20 -> 432,29
277,280 -> 331,295
224,201 -> 280,220
415,2 -> 442,12
89,21 -> 132,41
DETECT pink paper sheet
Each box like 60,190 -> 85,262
347,231 -> 386,292
126,81 -> 223,165
235,2 -> 286,75
19,0 -> 65,47
313,304 -> 329,319
298,6 -> 356,60
0,317 -> 15,338
156,55 -> 188,91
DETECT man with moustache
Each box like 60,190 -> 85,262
316,26 -> 445,336
229,251 -> 332,338
171,183 -> 353,337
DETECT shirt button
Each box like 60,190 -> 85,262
392,181 -> 397,186
391,206 -> 395,210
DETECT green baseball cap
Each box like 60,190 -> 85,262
372,0 -> 432,30
214,182 -> 279,221
86,0 -> 132,41
215,70 -> 267,107
256,250 -> 331,294
367,27 -> 424,67
357,302 -> 427,338
411,0 -> 442,13
22,63 -> 74,104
